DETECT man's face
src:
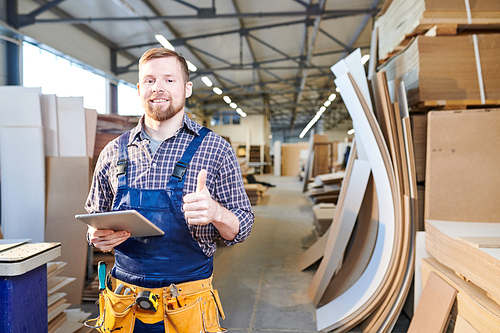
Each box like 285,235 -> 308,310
137,57 -> 192,122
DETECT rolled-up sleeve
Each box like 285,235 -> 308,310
214,146 -> 254,246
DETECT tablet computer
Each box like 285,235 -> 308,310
75,210 -> 165,238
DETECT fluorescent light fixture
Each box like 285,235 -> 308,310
186,60 -> 197,72
319,106 -> 326,113
335,87 -> 340,92
155,34 -> 175,51
236,108 -> 247,117
230,102 -> 237,109
213,87 -> 223,95
299,108 -> 326,139
201,76 -> 213,87
347,128 -> 355,135
361,54 -> 370,65
328,93 -> 337,101
324,100 -> 332,107
223,96 -> 232,104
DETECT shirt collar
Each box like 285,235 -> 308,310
129,113 -> 203,145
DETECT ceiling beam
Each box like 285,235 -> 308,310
26,9 -> 379,25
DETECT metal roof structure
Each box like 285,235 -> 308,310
5,0 -> 382,132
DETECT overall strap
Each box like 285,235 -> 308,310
167,127 -> 211,199
116,132 -> 131,189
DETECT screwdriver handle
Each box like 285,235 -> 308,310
98,261 -> 107,290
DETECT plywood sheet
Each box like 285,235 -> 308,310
425,109 -> 500,222
57,97 -> 87,157
0,127 -> 45,242
407,272 -> 456,333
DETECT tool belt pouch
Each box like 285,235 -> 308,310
165,288 -> 226,333
97,288 -> 136,333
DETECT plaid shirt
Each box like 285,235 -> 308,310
85,114 -> 254,256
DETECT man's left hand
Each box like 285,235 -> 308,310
183,169 -> 221,225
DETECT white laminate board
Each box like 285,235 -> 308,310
0,127 -> 45,242
41,94 -> 59,156
0,86 -> 43,127
56,96 -> 87,157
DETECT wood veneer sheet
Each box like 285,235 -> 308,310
425,220 -> 500,303
307,159 -> 371,306
317,55 -> 399,332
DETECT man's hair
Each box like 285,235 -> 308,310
138,48 -> 190,83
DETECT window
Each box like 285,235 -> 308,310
22,42 -> 106,114
222,112 -> 231,125
211,111 -> 221,126
118,83 -> 143,116
233,112 -> 240,125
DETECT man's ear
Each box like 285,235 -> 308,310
136,83 -> 140,96
185,81 -> 193,98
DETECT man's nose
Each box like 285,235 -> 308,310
152,81 -> 165,93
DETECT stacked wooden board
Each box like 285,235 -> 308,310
312,203 -> 336,236
409,108 -> 500,331
374,0 -> 500,61
47,262 -> 75,332
381,34 -> 500,108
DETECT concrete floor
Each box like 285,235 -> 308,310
76,175 -> 410,332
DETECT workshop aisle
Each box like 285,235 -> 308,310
213,175 -> 319,333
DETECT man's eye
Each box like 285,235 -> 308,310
146,79 -> 154,84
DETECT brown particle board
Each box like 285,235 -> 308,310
407,271 -> 457,333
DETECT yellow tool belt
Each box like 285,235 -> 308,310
86,275 -> 226,333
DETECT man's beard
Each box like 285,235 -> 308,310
143,94 -> 184,122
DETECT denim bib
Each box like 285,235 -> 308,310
110,127 -> 213,288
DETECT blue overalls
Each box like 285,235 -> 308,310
111,127 -> 213,289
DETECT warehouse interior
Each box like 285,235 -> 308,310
1,0 -> 499,332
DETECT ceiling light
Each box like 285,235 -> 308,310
230,102 -> 237,109
319,106 -> 326,113
324,100 -> 331,107
328,93 -> 337,101
186,60 -> 197,72
236,108 -> 247,117
335,87 -> 340,92
361,54 -> 370,65
155,34 -> 175,51
201,76 -> 213,87
213,87 -> 223,95
223,96 -> 232,104
347,128 -> 355,135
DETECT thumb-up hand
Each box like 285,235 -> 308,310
183,169 -> 219,225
